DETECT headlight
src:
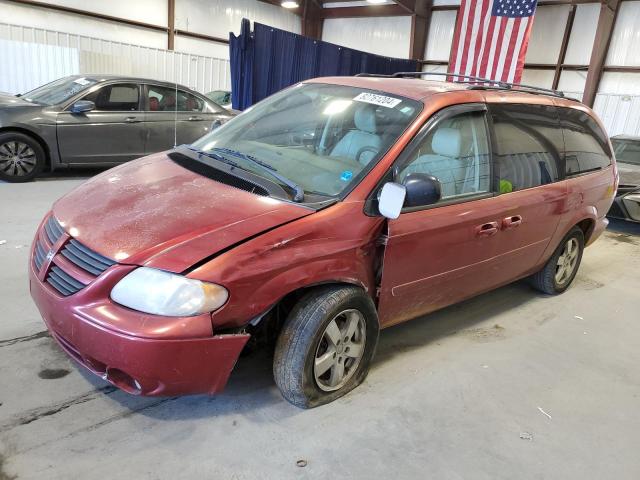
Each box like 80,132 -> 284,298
110,267 -> 228,317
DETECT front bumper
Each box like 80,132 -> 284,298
29,259 -> 249,396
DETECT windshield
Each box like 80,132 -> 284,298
22,76 -> 99,106
612,138 -> 640,166
192,83 -> 421,198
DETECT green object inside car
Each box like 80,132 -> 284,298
500,179 -> 513,193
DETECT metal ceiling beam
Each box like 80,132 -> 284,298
409,1 -> 432,60
5,0 -> 168,32
552,4 -> 576,89
302,0 -> 324,38
582,0 -> 621,106
393,0 -> 417,14
167,0 -> 175,50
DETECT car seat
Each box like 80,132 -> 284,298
330,104 -> 382,165
402,128 -> 465,197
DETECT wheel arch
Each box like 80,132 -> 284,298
0,126 -> 52,171
575,217 -> 595,243
230,279 -> 377,344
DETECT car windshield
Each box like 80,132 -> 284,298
21,76 -> 99,106
192,83 -> 421,198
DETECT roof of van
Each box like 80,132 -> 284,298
307,76 -> 581,107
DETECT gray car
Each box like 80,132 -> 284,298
0,75 -> 235,182
609,135 -> 640,222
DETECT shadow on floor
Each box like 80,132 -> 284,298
607,218 -> 640,236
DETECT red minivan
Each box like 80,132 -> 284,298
29,75 -> 617,408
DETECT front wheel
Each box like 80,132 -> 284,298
0,132 -> 46,182
530,226 -> 585,295
273,286 -> 379,408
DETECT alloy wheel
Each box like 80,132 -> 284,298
314,309 -> 366,392
0,141 -> 37,177
555,237 -> 579,285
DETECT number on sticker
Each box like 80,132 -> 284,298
353,93 -> 402,109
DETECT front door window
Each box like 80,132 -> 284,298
397,111 -> 491,201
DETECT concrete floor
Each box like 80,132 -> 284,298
1,172 -> 639,480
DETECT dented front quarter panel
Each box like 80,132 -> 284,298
188,201 -> 385,330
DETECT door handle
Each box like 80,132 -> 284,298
188,116 -> 204,121
125,116 -> 140,123
502,215 -> 523,229
476,221 -> 499,237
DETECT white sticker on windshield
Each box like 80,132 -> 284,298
353,92 -> 402,109
74,77 -> 90,86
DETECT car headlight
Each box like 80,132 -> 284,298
110,267 -> 228,317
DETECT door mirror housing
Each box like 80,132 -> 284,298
402,173 -> 441,207
378,182 -> 406,219
70,100 -> 95,113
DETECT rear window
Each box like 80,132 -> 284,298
558,107 -> 611,175
490,104 -> 563,192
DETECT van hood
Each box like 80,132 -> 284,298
52,152 -> 313,272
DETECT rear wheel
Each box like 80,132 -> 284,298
530,227 -> 584,295
273,286 -> 379,409
0,132 -> 45,182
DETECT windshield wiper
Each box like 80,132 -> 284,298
186,146 -> 240,169
210,147 -> 305,202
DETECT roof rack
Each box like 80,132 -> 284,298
355,71 -> 566,99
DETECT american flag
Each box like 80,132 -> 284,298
448,0 -> 538,84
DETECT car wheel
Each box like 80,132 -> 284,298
273,285 -> 379,408
0,132 -> 46,183
530,226 -> 584,295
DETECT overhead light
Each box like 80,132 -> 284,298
366,0 -> 389,4
281,1 -> 299,8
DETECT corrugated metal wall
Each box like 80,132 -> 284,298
175,0 -> 301,39
322,16 -> 412,58
0,22 -> 231,95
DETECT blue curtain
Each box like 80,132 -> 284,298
229,20 -> 418,110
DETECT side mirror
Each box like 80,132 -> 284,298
70,100 -> 95,113
378,182 -> 406,219
402,173 -> 441,207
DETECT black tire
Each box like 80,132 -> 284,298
273,285 -> 379,409
0,132 -> 46,183
530,226 -> 585,295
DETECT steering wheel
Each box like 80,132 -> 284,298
356,146 -> 379,165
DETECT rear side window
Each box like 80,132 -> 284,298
82,83 -> 140,111
490,104 -> 563,193
147,85 -> 206,112
558,107 -> 611,175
